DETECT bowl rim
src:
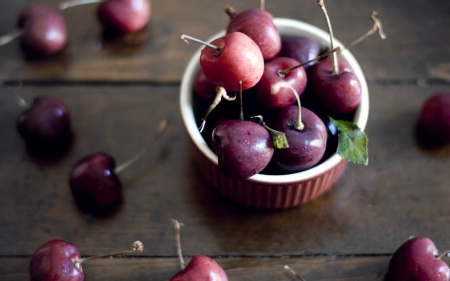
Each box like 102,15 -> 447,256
180,17 -> 369,185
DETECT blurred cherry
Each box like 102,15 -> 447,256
419,92 -> 450,143
97,0 -> 151,33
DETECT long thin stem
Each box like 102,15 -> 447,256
59,0 -> 103,10
239,81 -> 244,120
341,11 -> 386,52
278,46 -> 341,77
317,0 -> 339,75
171,219 -> 185,270
181,35 -> 222,56
199,87 -> 236,132
260,0 -> 265,10
114,119 -> 169,174
436,249 -> 450,259
0,29 -> 23,46
271,82 -> 304,131
74,241 -> 144,264
284,265 -> 307,281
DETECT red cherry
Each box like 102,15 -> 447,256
193,68 -> 217,101
69,152 -> 122,206
29,239 -> 83,281
170,255 -> 228,281
419,92 -> 450,142
388,236 -> 450,281
199,32 -> 264,92
18,4 -> 68,56
97,0 -> 151,33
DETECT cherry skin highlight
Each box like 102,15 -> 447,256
272,106 -> 328,173
310,56 -> 361,115
29,239 -> 83,281
388,236 -> 450,281
97,0 -> 151,33
18,4 -> 68,56
17,96 -> 72,149
212,119 -> 274,179
226,8 -> 281,60
254,57 -> 307,110
419,92 -> 450,142
200,32 -> 264,92
170,255 -> 228,281
69,152 -> 122,206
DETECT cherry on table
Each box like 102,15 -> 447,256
419,92 -> 450,143
17,4 -> 67,56
388,236 -> 450,281
97,0 -> 151,34
212,119 -> 274,179
30,239 -> 144,281
17,95 -> 72,152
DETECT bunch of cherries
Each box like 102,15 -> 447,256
185,0 -> 375,180
0,0 -> 151,57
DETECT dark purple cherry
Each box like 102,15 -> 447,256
70,152 -> 122,206
193,68 -> 216,101
419,92 -> 450,142
278,36 -> 320,70
18,4 -> 68,56
273,106 -> 328,173
212,119 -> 274,179
254,57 -> 307,110
17,96 -> 72,149
30,239 -> 83,281
226,9 -> 281,60
97,0 -> 151,33
310,56 -> 361,115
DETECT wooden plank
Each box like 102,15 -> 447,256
0,256 -> 395,281
0,0 -> 450,82
1,84 -> 450,257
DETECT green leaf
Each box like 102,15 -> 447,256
271,130 -> 289,149
330,118 -> 368,165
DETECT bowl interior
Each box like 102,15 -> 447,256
180,17 -> 369,184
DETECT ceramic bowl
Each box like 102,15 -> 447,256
180,18 -> 369,209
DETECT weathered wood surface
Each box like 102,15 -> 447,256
0,0 -> 450,82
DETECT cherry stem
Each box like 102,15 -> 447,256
114,119 -> 169,174
2,80 -> 27,108
74,241 -> 144,264
436,249 -> 450,259
341,11 -> 386,52
317,0 -> 339,75
199,87 -> 236,132
59,0 -> 104,10
171,219 -> 185,270
284,265 -> 307,281
239,81 -> 244,120
271,82 -> 304,131
0,29 -> 23,46
180,35 -> 222,56
278,46 -> 341,77
260,0 -> 265,10
224,5 -> 236,19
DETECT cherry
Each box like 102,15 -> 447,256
278,36 -> 320,70
271,82 -> 327,173
226,8 -> 281,60
388,236 -> 450,281
97,0 -> 151,33
419,92 -> 450,143
170,219 -> 228,281
16,4 -> 68,56
30,239 -> 143,281
70,152 -> 122,206
193,68 -> 217,101
212,119 -> 274,179
182,32 -> 264,92
17,95 -> 72,150
309,0 -> 362,116
254,57 -> 307,110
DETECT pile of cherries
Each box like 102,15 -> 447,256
0,0 -> 151,57
188,2 -> 367,180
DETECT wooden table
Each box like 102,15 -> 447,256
1,0 -> 450,280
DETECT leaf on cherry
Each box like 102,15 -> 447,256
330,118 -> 368,165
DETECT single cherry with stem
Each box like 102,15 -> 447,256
309,0 -> 362,116
388,236 -> 450,281
0,4 -> 67,56
181,33 -> 264,92
69,119 -> 168,206
272,82 -> 328,173
59,0 -> 151,34
169,219 -> 228,281
29,239 -> 144,281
